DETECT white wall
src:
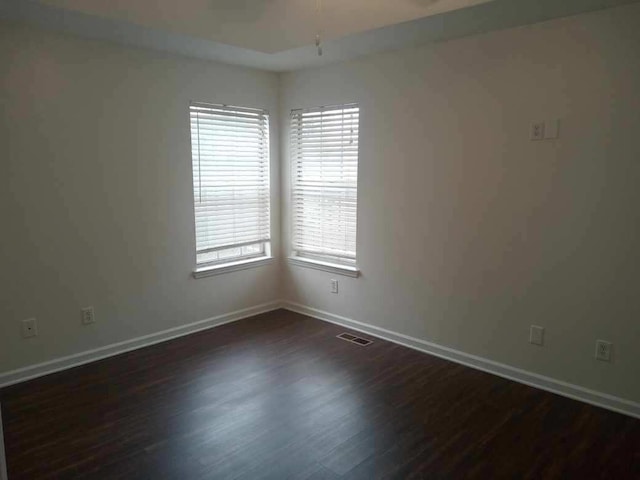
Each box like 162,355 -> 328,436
2,4 -> 639,406
0,22 -> 281,375
280,4 -> 640,403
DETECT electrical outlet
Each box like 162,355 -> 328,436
330,279 -> 339,294
595,340 -> 612,362
21,318 -> 38,338
530,122 -> 545,141
529,325 -> 544,346
81,306 -> 95,325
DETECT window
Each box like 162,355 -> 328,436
290,104 -> 359,272
189,102 -> 270,272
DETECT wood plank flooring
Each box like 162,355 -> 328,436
1,309 -> 638,479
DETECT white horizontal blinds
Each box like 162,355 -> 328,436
291,104 -> 359,264
190,103 -> 270,264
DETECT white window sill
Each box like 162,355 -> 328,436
193,256 -> 273,279
288,256 -> 360,278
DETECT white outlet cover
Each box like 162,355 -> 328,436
530,122 -> 545,141
330,279 -> 339,294
529,325 -> 544,346
81,306 -> 95,325
595,340 -> 612,362
21,318 -> 38,338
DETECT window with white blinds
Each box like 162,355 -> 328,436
190,103 -> 270,268
290,103 -> 359,266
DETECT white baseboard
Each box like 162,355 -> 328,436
0,300 -> 283,389
0,404 -> 7,480
283,301 -> 640,420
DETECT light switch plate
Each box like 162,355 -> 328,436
529,325 -> 544,346
544,119 -> 560,139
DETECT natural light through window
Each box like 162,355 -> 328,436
189,102 -> 270,271
290,103 -> 359,269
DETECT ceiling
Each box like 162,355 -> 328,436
35,0 -> 494,54
1,0 -> 638,71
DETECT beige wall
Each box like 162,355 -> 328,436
0,22 -> 281,374
280,4 -> 640,402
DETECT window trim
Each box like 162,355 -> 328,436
189,101 -> 271,273
289,103 -> 360,269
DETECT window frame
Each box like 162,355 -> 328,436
188,101 -> 272,277
288,103 -> 361,277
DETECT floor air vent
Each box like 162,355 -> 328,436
337,332 -> 373,346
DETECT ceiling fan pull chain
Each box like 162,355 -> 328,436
316,0 -> 323,56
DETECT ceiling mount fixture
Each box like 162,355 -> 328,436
315,0 -> 323,56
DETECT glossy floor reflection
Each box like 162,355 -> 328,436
1,309 -> 638,479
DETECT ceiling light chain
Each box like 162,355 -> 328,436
315,0 -> 323,56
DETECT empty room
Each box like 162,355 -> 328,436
1,0 -> 639,478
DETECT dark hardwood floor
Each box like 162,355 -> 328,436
1,309 -> 638,479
